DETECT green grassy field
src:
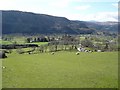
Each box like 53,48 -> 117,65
0,40 -> 13,45
2,51 -> 118,88
27,42 -> 48,46
0,36 -> 26,45
0,39 -> 48,46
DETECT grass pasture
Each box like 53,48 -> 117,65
2,51 -> 118,88
0,40 -> 13,45
27,42 -> 48,46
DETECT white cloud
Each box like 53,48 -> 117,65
48,0 -> 70,8
48,0 -> 83,8
79,0 -> 119,2
67,0 -> 119,2
64,12 -> 118,22
112,3 -> 118,8
85,12 -> 118,21
74,5 -> 91,10
0,0 -> 118,21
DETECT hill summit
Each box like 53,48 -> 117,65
2,10 -> 95,34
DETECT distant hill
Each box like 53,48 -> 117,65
2,10 -> 95,35
85,21 -> 118,33
2,10 -> 118,35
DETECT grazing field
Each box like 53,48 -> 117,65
2,51 -> 118,88
0,40 -> 13,45
0,39 -> 48,46
27,42 -> 48,46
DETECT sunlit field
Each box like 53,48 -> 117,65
2,51 -> 118,88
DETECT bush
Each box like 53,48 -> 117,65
16,48 -> 25,54
81,39 -> 93,48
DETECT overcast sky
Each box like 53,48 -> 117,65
0,0 -> 119,21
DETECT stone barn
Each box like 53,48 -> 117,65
0,51 -> 7,58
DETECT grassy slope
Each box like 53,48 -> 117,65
0,39 -> 48,46
2,52 -> 118,88
0,40 -> 13,45
27,42 -> 48,46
